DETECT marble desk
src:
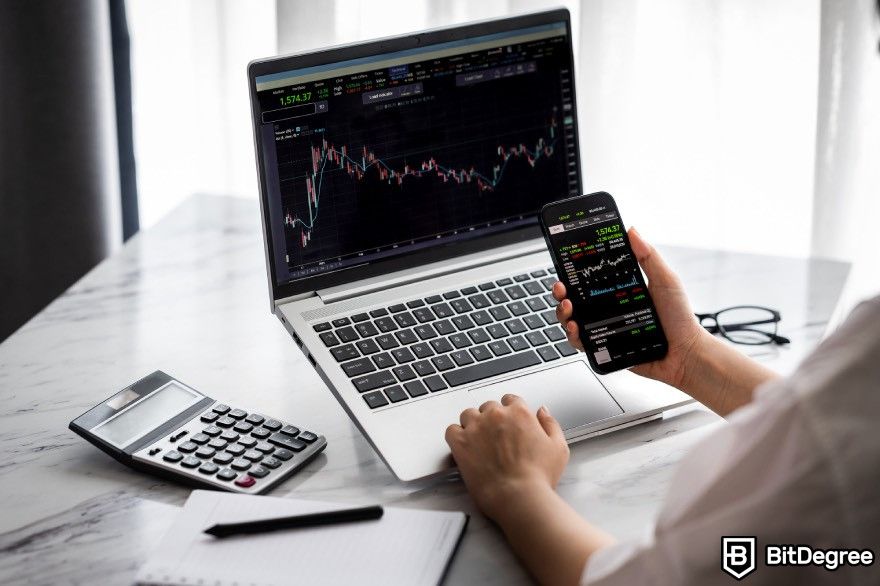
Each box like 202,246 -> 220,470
0,195 -> 849,585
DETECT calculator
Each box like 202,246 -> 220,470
69,371 -> 327,494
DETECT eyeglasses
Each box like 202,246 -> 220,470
695,306 -> 790,346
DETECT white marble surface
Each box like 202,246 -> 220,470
0,195 -> 849,585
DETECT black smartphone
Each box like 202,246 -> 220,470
540,192 -> 668,374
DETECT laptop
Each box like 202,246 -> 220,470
247,8 -> 691,482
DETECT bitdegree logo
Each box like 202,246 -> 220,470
766,545 -> 874,571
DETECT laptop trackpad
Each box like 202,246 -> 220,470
467,362 -> 623,430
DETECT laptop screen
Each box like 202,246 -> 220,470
254,19 -> 579,287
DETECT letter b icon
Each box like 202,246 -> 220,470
722,537 -> 757,580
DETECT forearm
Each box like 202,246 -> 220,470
494,481 -> 615,586
680,331 -> 779,416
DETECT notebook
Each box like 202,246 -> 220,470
136,490 -> 469,586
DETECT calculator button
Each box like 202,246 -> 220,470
195,447 -> 216,459
202,425 -> 221,437
251,428 -> 271,440
177,441 -> 198,453
198,462 -> 219,475
273,448 -> 294,461
261,457 -> 282,469
268,433 -> 307,452
181,456 -> 201,468
212,404 -> 231,414
245,413 -> 265,425
248,465 -> 270,479
231,458 -> 251,471
200,411 -> 219,423
262,419 -> 282,431
233,421 -> 254,434
238,436 -> 257,449
255,441 -> 274,454
280,425 -> 300,437
226,444 -> 245,457
216,416 -> 235,428
298,431 -> 318,443
220,430 -> 239,442
234,475 -> 256,488
243,449 -> 263,462
216,468 -> 237,481
162,450 -> 182,463
208,438 -> 227,450
169,430 -> 188,442
191,433 -> 210,445
228,409 -> 247,420
213,452 -> 233,465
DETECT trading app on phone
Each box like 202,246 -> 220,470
544,199 -> 667,372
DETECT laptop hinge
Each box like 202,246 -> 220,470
317,240 -> 545,304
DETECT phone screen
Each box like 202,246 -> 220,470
541,192 -> 668,373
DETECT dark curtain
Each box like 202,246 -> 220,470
0,0 -> 138,342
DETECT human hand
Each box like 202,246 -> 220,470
552,227 -> 707,389
445,394 -> 569,522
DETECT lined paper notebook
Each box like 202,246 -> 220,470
136,490 -> 468,586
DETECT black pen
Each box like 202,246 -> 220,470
204,505 -> 384,538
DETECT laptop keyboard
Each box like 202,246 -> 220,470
312,267 -> 578,409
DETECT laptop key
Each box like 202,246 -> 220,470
375,317 -> 398,332
424,375 -> 448,392
425,294 -> 443,304
319,332 -> 340,347
451,350 -> 475,366
395,329 -> 419,345
332,317 -> 351,327
433,320 -> 455,335
313,322 -> 331,332
468,328 -> 491,344
406,299 -> 425,308
471,310 -> 492,326
531,269 -> 547,277
489,340 -> 512,356
468,294 -> 491,309
526,296 -> 546,311
541,310 -> 558,325
450,333 -> 472,348
394,312 -> 417,328
541,276 -> 557,290
356,339 -> 380,355
336,326 -> 359,343
478,282 -> 496,291
505,285 -> 527,300
403,380 -> 429,398
506,318 -> 527,334
442,291 -> 461,299
526,331 -> 547,347
444,350 -> 541,387
489,306 -> 511,321
547,266 -> 556,273
411,342 -> 434,359
376,334 -> 400,350
355,322 -> 379,337
450,298 -> 473,314
508,301 -> 529,316
433,303 -> 454,318
460,286 -> 478,295
384,386 -> 409,403
391,347 -> 415,363
330,344 -> 359,362
555,341 -> 579,357
514,274 -> 530,282
495,278 -> 513,286
430,338 -> 454,354
414,324 -> 438,340
508,335 -> 530,351
538,346 -> 560,362
487,290 -> 509,304
469,345 -> 492,361
352,370 -> 397,392
487,324 -> 509,339
524,314 -> 545,330
524,281 -> 544,296
432,354 -> 456,371
413,360 -> 436,376
392,364 -> 416,381
544,294 -> 557,306
544,326 -> 566,341
364,391 -> 389,409
389,303 -> 406,313
352,312 -> 369,323
412,307 -> 435,323
369,308 -> 388,317
342,358 -> 375,377
452,315 -> 475,330
372,352 -> 395,369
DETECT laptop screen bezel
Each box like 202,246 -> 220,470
248,8 -> 582,303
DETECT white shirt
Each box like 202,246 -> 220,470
582,296 -> 880,585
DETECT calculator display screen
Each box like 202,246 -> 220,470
91,382 -> 202,448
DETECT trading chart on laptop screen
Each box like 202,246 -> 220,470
255,22 -> 579,284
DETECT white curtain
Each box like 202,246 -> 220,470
128,0 -> 874,277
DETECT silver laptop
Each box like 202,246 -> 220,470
247,9 -> 691,482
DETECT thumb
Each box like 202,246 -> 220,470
537,405 -> 565,443
628,227 -> 680,289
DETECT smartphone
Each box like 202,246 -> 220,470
540,192 -> 668,374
